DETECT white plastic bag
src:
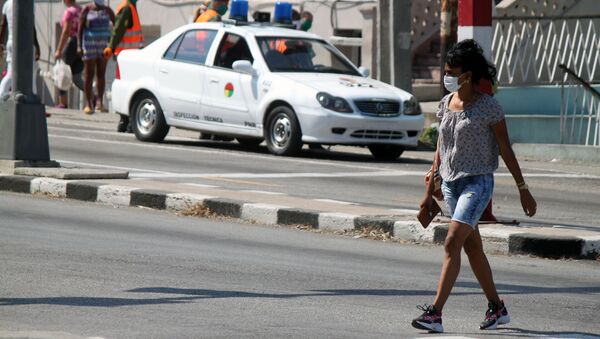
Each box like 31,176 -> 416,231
53,60 -> 72,91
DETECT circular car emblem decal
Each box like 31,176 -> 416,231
376,102 -> 384,113
224,83 -> 234,97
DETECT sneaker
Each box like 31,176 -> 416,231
411,304 -> 444,333
480,300 -> 510,330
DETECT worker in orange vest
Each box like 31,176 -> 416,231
195,0 -> 229,140
103,0 -> 144,132
195,0 -> 229,23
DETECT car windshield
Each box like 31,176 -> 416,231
256,37 -> 360,75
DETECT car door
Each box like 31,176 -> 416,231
157,29 -> 217,124
202,33 -> 255,129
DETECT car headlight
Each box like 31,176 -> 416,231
403,97 -> 421,115
316,92 -> 353,113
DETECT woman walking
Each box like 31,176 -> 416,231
78,0 -> 114,114
55,0 -> 84,108
412,39 -> 537,333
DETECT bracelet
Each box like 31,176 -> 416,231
517,181 -> 528,190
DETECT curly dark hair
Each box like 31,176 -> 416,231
445,39 -> 497,85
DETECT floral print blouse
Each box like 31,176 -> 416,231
436,93 -> 505,182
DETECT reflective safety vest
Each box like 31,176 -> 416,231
268,39 -> 288,53
114,1 -> 144,55
195,8 -> 220,23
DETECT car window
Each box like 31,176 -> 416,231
168,29 -> 217,64
214,33 -> 254,69
257,37 -> 360,75
163,34 -> 184,60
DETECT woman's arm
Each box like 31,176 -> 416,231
491,119 -> 537,217
420,148 -> 440,210
55,20 -> 71,60
107,6 -> 115,24
77,6 -> 88,54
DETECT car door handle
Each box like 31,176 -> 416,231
159,68 -> 168,74
209,78 -> 219,84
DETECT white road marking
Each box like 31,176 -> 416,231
184,183 -> 220,188
128,170 -> 420,179
390,208 -> 420,214
48,134 -> 391,171
57,157 -> 600,181
50,135 -> 600,180
313,198 -> 358,205
241,190 -> 287,195
56,159 -> 171,174
126,170 -> 600,180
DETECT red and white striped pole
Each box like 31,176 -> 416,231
458,0 -> 497,222
457,0 -> 493,95
458,0 -> 493,59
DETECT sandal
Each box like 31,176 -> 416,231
83,106 -> 94,114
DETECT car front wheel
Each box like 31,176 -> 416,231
132,93 -> 169,142
368,145 -> 404,160
265,106 -> 303,156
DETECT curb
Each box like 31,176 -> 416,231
2,175 -> 598,260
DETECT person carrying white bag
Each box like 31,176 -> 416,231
53,59 -> 73,92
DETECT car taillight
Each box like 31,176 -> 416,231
115,62 -> 120,80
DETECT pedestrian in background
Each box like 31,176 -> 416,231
299,10 -> 313,31
195,0 -> 228,141
193,0 -> 210,22
0,0 -> 41,101
412,39 -> 537,333
78,0 -> 114,114
103,0 -> 143,132
195,0 -> 229,23
55,0 -> 84,109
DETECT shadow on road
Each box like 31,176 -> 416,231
455,281 -> 600,295
0,296 -> 200,307
465,327 -> 600,338
3,280 -> 597,309
125,287 -> 441,299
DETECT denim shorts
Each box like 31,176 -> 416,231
441,174 -> 494,228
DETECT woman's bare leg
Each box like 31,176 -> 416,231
95,57 -> 108,110
83,59 -> 96,109
433,221 -> 473,313
463,228 -> 501,304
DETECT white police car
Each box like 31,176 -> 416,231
111,21 -> 424,159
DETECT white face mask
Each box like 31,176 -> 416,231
443,75 -> 463,92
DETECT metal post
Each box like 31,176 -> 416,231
12,0 -> 33,97
0,0 -> 51,162
391,0 -> 411,92
440,0 -> 458,96
377,0 -> 391,84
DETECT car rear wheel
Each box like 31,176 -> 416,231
368,145 -> 404,160
237,137 -> 263,148
132,93 -> 169,142
265,106 -> 303,156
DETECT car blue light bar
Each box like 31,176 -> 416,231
230,0 -> 248,21
273,2 -> 292,24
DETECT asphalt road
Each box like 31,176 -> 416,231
1,193 -> 599,338
45,109 -> 600,231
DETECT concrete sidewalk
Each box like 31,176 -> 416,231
1,173 -> 598,260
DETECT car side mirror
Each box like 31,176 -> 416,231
358,66 -> 370,77
233,60 -> 255,75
